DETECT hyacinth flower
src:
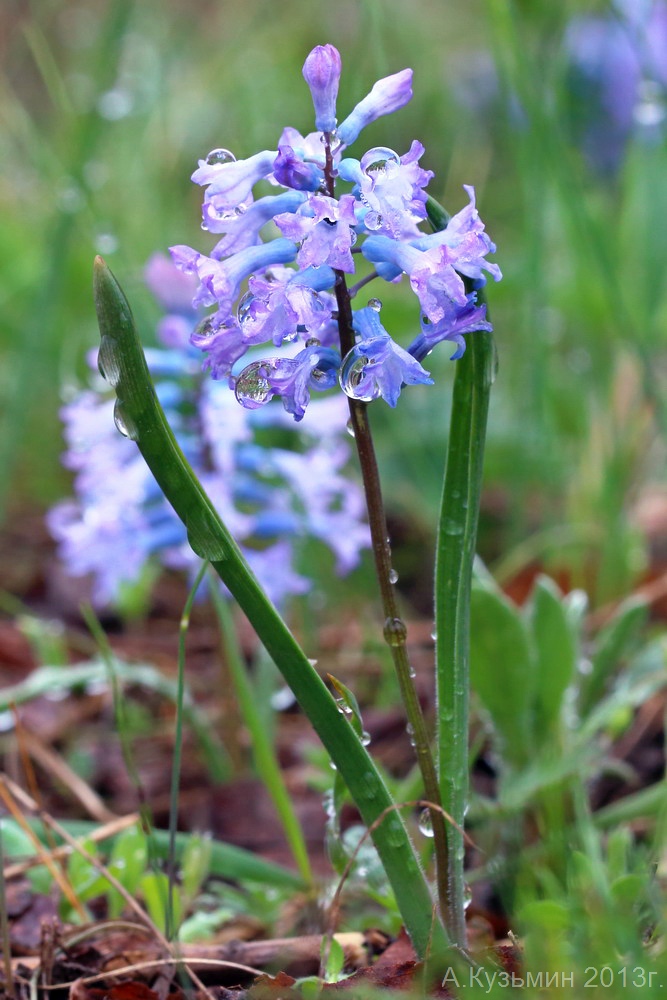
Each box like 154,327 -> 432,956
49,254 -> 369,607
92,43 -> 500,957
172,47 -> 500,420
564,0 -> 667,174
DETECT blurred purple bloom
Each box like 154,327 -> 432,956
144,253 -> 199,314
50,255 -> 370,606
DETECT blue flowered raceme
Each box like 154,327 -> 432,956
172,44 -> 501,420
49,255 -> 369,605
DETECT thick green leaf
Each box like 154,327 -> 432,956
526,575 -> 577,741
470,583 -> 534,767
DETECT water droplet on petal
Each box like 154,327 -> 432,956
205,147 -> 236,165
194,314 -> 224,341
235,361 -> 275,409
236,290 -> 255,334
305,337 -> 321,347
339,350 -> 380,402
113,399 -> 138,440
235,203 -> 247,215
367,297 -> 382,312
418,808 -> 434,838
360,146 -> 401,176
364,210 -> 383,231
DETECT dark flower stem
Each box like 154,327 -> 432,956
323,134 -> 451,934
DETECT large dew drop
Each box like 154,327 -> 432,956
113,399 -> 139,441
339,351 -> 380,402
360,146 -> 401,177
418,808 -> 434,838
97,336 -> 121,387
383,616 -> 407,647
205,147 -> 236,166
235,361 -> 275,409
236,290 -> 256,334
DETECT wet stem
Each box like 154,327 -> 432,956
323,133 -> 452,936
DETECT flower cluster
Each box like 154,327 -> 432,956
172,44 -> 500,421
48,255 -> 370,606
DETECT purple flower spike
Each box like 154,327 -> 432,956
303,44 -> 342,132
337,68 -> 413,146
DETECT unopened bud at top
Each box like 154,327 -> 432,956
302,44 -> 342,133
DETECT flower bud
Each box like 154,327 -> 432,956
337,69 -> 413,146
302,44 -> 342,132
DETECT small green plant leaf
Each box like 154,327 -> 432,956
179,832 -> 213,906
106,824 -> 148,918
321,936 -> 346,982
526,575 -> 577,741
579,598 -> 648,717
139,870 -> 181,935
470,582 -> 535,767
